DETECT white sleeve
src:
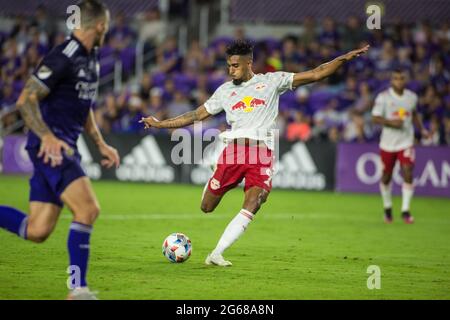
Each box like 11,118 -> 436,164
371,93 -> 385,117
204,87 -> 224,115
268,72 -> 294,94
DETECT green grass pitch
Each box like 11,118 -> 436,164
0,175 -> 449,299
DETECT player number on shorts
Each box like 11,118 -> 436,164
263,168 -> 273,187
403,148 -> 415,161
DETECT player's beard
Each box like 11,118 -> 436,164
94,32 -> 105,47
233,78 -> 244,85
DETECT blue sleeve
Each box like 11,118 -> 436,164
32,48 -> 71,91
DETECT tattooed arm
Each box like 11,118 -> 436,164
84,109 -> 120,168
16,77 -> 52,138
140,105 -> 212,129
16,77 -> 70,167
292,45 -> 370,87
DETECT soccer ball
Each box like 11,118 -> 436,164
162,233 -> 192,263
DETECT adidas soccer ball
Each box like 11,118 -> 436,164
162,233 -> 192,263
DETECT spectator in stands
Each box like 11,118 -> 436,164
319,17 -> 339,49
137,8 -> 167,67
342,110 -> 366,143
162,77 -> 176,103
421,115 -> 444,146
108,12 -> 136,52
0,84 -> 16,112
122,91 -> 146,133
313,98 -> 343,141
353,81 -> 373,114
341,16 -> 366,52
98,93 -> 125,133
281,36 -> 301,73
299,16 -> 317,48
207,40 -> 228,74
286,110 -> 312,142
339,76 -> 359,110
183,39 -> 207,74
156,36 -> 181,73
139,73 -> 154,101
167,90 -> 192,119
293,86 -> 312,116
148,87 -> 167,121
31,4 -> 55,44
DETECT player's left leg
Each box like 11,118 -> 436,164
399,147 -> 415,224
60,176 -> 100,299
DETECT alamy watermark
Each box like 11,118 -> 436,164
66,5 -> 81,30
169,122 -> 279,168
366,3 -> 383,30
67,265 -> 81,289
367,265 -> 381,289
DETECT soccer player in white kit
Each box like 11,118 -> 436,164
141,40 -> 369,266
372,69 -> 429,224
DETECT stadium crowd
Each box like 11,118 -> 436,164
1,7 -> 450,145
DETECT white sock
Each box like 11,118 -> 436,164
212,209 -> 254,256
401,183 -> 414,212
379,182 -> 392,209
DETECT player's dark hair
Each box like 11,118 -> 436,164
77,0 -> 108,28
226,40 -> 254,58
392,68 -> 405,74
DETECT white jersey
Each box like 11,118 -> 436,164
204,72 -> 294,150
372,88 -> 418,152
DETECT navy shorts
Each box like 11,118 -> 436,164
27,147 -> 86,207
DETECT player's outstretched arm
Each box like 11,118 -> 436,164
140,105 -> 212,129
292,45 -> 370,87
84,109 -> 120,168
16,77 -> 71,167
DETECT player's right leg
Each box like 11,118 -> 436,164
379,149 -> 396,223
201,187 -> 223,213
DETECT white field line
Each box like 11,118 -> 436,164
60,213 -> 353,221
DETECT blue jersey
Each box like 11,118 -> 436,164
26,34 -> 99,150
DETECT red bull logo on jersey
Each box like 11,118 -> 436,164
230,96 -> 266,113
392,107 -> 410,119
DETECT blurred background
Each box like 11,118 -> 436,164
0,0 -> 449,196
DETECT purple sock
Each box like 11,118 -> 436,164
0,205 -> 28,239
67,222 -> 92,288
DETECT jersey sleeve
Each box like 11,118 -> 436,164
32,48 -> 71,91
371,93 -> 385,117
268,71 -> 294,94
204,86 -> 224,115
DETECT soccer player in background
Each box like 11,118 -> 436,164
141,40 -> 369,266
372,69 -> 429,224
0,0 -> 119,299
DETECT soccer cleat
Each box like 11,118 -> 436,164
67,287 -> 99,300
205,253 -> 232,267
402,211 -> 414,224
384,208 -> 393,224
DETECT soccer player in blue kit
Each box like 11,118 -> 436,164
0,0 -> 119,299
